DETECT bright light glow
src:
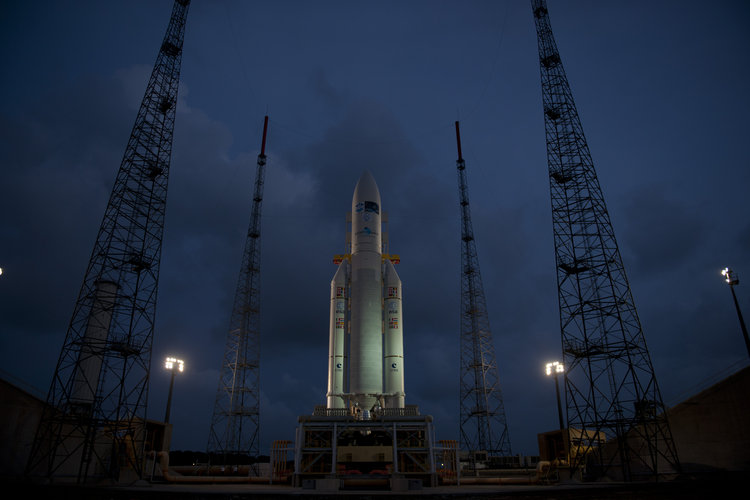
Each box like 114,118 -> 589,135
165,357 -> 184,372
545,361 -> 564,376
722,267 -> 739,285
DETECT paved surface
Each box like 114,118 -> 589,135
6,475 -> 746,499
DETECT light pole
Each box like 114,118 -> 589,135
164,357 -> 184,424
545,361 -> 565,430
721,268 -> 750,359
151,356 -> 184,480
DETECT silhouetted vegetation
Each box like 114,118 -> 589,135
169,450 -> 269,466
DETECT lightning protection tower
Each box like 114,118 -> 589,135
455,121 -> 512,461
26,0 -> 190,483
531,0 -> 679,480
207,116 -> 269,466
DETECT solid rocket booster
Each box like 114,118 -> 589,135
326,170 -> 405,411
383,258 -> 404,408
326,260 -> 348,409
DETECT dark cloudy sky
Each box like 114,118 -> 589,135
1,0 -> 749,457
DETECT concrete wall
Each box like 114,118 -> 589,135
667,365 -> 750,472
0,378 -> 45,478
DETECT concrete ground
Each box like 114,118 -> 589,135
6,474 -> 745,499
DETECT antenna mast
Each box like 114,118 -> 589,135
207,116 -> 269,466
455,121 -> 512,460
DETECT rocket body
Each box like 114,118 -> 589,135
326,171 -> 405,411
350,171 -> 384,410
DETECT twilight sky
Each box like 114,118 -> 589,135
1,0 -> 749,457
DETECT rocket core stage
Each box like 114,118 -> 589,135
326,171 -> 405,413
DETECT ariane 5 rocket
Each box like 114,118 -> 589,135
326,170 -> 405,412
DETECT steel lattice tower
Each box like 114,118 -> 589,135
25,0 -> 190,483
207,116 -> 268,465
455,122 -> 512,459
531,0 -> 679,480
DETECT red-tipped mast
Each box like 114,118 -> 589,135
260,115 -> 268,157
455,121 -> 463,161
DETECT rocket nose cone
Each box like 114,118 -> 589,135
353,170 -> 381,205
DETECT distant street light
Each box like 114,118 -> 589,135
545,361 -> 565,430
721,268 -> 750,359
164,357 -> 184,424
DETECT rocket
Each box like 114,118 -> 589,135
326,171 -> 405,412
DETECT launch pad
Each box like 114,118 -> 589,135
293,405 -> 446,490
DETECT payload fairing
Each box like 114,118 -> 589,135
326,171 -> 405,412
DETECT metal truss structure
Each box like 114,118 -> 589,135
25,0 -> 190,483
531,0 -> 680,480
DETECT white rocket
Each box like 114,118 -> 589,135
326,171 -> 405,411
